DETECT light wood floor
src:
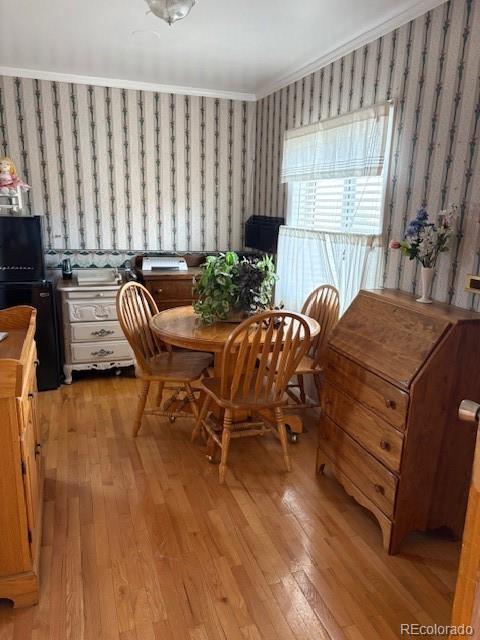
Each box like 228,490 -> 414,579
0,375 -> 460,640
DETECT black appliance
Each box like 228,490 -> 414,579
0,215 -> 61,390
0,215 -> 45,282
245,215 -> 285,253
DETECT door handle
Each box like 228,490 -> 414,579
459,400 -> 480,424
91,329 -> 114,337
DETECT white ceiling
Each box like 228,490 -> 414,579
1,0 -> 445,99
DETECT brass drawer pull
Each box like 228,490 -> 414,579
91,349 -> 114,357
156,288 -> 163,294
34,359 -> 40,366
28,392 -> 34,400
374,484 -> 385,495
91,328 -> 114,337
379,440 -> 391,451
385,399 -> 396,409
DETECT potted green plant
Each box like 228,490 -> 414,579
193,251 -> 276,324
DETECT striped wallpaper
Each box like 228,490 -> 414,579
0,0 -> 479,309
254,0 -> 480,311
0,78 -> 256,266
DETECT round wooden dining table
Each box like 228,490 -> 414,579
150,306 -> 320,438
150,305 -> 320,374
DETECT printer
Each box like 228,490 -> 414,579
142,256 -> 188,272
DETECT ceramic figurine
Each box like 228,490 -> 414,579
0,156 -> 30,196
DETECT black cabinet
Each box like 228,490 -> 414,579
0,281 -> 61,390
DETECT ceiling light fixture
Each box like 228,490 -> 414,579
145,0 -> 197,25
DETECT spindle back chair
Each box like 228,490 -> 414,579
301,285 -> 340,368
195,310 -> 311,483
287,285 -> 340,408
117,281 -> 167,374
117,282 -> 213,436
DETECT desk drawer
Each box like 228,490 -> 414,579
71,340 -> 132,363
325,349 -> 409,430
66,300 -> 117,322
70,321 -> 124,342
318,416 -> 397,517
323,383 -> 404,472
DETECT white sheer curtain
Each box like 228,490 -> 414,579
281,103 -> 391,183
276,102 -> 392,314
275,226 -> 383,313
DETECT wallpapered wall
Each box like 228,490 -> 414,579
254,0 -> 480,310
0,77 -> 256,267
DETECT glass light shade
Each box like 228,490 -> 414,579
146,0 -> 196,25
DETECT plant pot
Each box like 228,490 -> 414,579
417,266 -> 434,304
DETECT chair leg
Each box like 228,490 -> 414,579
191,393 -> 210,443
275,407 -> 291,472
156,381 -> 165,408
207,408 -> 224,463
313,373 -> 323,406
133,381 -> 150,437
315,446 -> 325,475
297,374 -> 306,404
185,383 -> 199,419
219,409 -> 232,484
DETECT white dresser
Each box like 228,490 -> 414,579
57,278 -> 134,384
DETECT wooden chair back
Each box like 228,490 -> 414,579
116,282 -> 167,373
301,285 -> 339,368
220,311 -> 311,404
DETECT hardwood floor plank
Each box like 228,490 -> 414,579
0,377 -> 459,640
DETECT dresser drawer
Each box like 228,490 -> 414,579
326,349 -> 409,430
66,299 -> 117,322
146,278 -> 195,301
65,289 -> 119,300
70,340 -> 132,363
318,416 -> 397,517
70,321 -> 124,342
322,383 -> 404,472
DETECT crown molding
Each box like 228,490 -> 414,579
0,66 -> 257,102
0,0 -> 447,103
255,0 -> 448,100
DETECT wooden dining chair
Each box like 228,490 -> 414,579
287,284 -> 340,408
116,282 -> 213,436
193,310 -> 311,483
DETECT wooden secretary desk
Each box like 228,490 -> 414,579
316,289 -> 480,554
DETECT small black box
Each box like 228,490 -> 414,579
244,215 -> 285,253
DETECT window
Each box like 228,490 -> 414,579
288,175 -> 384,235
276,102 -> 394,313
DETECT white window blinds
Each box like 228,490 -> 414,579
288,175 -> 384,234
281,103 -> 391,183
